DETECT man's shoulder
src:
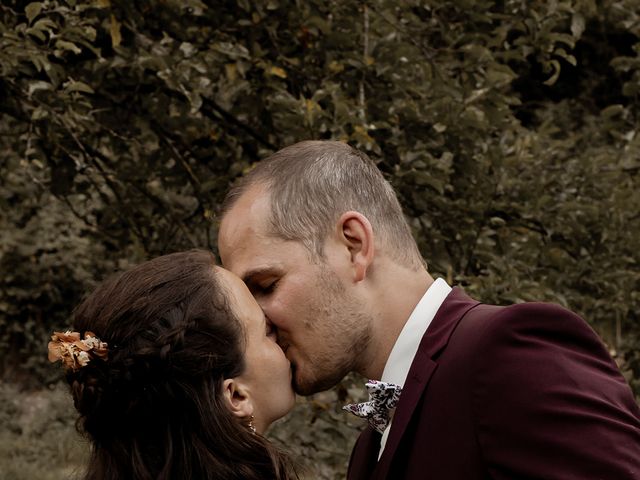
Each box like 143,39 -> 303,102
458,297 -> 586,329
449,297 -> 597,352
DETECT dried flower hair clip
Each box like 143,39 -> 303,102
48,330 -> 108,372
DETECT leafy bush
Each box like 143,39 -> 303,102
0,382 -> 88,480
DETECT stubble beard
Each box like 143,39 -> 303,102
293,267 -> 373,396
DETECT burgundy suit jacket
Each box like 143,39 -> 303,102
347,288 -> 640,480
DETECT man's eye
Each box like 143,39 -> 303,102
260,280 -> 278,294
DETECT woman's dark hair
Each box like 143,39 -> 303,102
65,249 -> 297,479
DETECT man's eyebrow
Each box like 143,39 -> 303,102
242,267 -> 277,285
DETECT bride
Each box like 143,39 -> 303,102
48,249 -> 299,479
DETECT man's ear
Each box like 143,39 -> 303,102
222,378 -> 254,420
336,211 -> 374,282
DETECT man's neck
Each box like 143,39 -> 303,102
358,265 -> 434,380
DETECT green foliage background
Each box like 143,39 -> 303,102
1,0 -> 639,478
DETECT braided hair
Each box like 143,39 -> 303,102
66,249 -> 298,480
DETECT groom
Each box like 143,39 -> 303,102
218,140 -> 640,479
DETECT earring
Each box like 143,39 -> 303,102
248,415 -> 256,434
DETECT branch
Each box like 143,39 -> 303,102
200,96 -> 278,151
148,118 -> 202,192
77,139 -> 200,249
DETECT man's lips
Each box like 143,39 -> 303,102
284,348 -> 294,364
277,337 -> 290,354
280,343 -> 295,365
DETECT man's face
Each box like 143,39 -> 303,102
218,186 -> 371,395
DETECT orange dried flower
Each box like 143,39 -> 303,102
48,330 -> 108,372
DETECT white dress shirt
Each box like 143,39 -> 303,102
377,278 -> 452,458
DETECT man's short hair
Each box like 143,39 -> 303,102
221,140 -> 425,269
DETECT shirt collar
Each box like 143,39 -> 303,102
380,278 -> 452,387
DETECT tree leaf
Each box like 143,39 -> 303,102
110,14 -> 122,47
543,59 -> 562,85
63,79 -> 94,94
571,13 -> 585,39
27,80 -> 53,97
55,39 -> 82,54
25,2 -> 43,25
269,66 -> 287,78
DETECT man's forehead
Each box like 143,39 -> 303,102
219,226 -> 285,280
219,188 -> 270,250
226,184 -> 271,221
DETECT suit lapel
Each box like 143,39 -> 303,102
374,353 -> 438,478
373,288 -> 480,479
347,427 -> 382,480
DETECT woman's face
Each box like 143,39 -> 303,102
216,267 -> 295,432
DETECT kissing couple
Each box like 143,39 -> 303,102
50,141 -> 640,479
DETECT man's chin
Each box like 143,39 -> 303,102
290,366 -> 314,396
292,368 -> 345,396
292,379 -> 318,396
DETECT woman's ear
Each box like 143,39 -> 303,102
222,378 -> 254,419
336,211 -> 374,282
